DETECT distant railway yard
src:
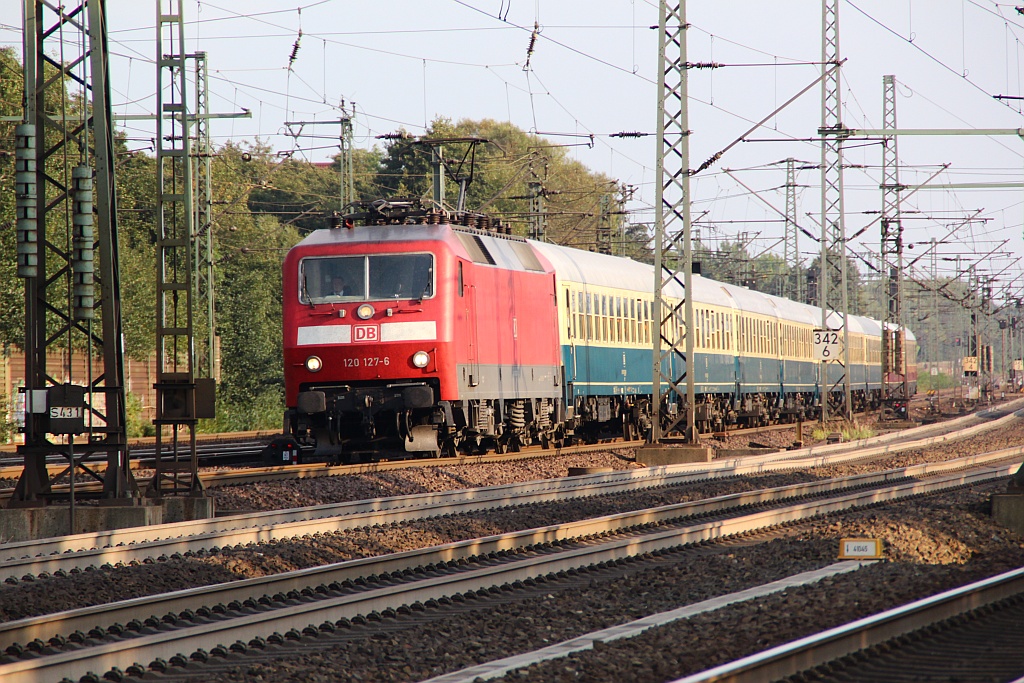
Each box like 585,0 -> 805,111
0,400 -> 1017,681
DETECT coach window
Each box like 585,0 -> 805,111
628,300 -> 635,344
616,298 -> 623,342
644,300 -> 651,344
608,298 -> 614,343
569,290 -> 577,339
605,296 -> 612,342
578,291 -> 585,339
585,292 -> 593,340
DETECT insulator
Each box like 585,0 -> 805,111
478,215 -> 490,230
610,131 -> 647,139
288,30 -> 302,67
15,124 -> 38,278
72,166 -> 96,320
509,401 -> 526,429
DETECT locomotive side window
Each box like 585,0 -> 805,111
458,262 -> 464,297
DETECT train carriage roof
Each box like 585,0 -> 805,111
529,239 -> 904,340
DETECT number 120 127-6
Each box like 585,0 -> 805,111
343,357 -> 390,368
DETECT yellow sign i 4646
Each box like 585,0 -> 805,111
838,538 -> 883,560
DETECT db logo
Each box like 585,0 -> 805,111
353,325 -> 379,342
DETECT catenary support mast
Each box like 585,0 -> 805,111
880,74 -> 909,414
818,0 -> 853,421
651,0 -> 696,442
12,0 -> 137,506
148,1 -> 207,497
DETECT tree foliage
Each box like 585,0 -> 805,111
0,48 -> 23,347
377,117 -> 624,249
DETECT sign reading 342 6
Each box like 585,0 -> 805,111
813,329 -> 842,361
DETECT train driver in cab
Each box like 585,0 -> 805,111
330,275 -> 351,296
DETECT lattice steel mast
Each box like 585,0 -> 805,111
784,158 -> 803,301
13,0 -> 137,506
148,1 -> 208,497
651,0 -> 696,442
818,0 -> 852,421
192,51 -> 217,383
880,74 -> 909,413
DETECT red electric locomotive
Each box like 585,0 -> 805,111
283,203 -> 563,461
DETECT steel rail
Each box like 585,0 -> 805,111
1,409 -> 1020,576
0,462 -> 1013,683
673,564 -> 1024,683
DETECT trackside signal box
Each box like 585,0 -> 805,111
22,383 -> 87,435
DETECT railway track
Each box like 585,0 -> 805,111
5,396 -> 1013,499
0,450 -> 1016,683
0,398 -> 1016,495
676,564 -> 1024,683
0,439 -> 644,503
1,405 -> 1019,573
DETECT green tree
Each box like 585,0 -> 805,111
0,48 -> 23,347
376,117 -> 623,249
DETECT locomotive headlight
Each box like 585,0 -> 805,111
305,355 -> 323,372
356,304 -> 375,320
411,350 -> 430,368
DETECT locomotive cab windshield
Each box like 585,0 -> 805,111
299,253 -> 434,303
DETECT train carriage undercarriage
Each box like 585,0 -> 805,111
286,383 -> 885,464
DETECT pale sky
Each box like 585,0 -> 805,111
4,1 -> 1024,302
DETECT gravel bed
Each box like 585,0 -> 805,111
211,451 -> 641,512
1,421 -> 1021,627
131,480 -> 1024,683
